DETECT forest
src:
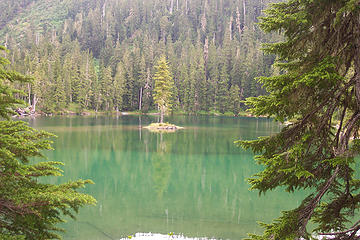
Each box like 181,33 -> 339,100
2,0 -> 360,239
0,0 -> 280,115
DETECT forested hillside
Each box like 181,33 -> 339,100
1,0 -> 280,114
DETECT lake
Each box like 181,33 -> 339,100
27,115 -> 304,240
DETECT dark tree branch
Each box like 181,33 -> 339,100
299,165 -> 340,236
319,219 -> 360,237
336,100 -> 348,147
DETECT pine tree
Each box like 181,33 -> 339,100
34,52 -> 55,113
53,49 -> 66,111
142,67 -> 153,112
237,1 -> 360,239
99,65 -> 113,111
62,54 -> 73,107
196,50 -> 208,112
92,70 -> 102,112
228,84 -> 241,115
153,56 -> 174,123
122,51 -> 135,110
75,51 -> 93,110
207,42 -> 220,111
216,63 -> 229,113
113,61 -> 126,112
187,49 -> 197,113
178,61 -> 189,110
138,56 -> 147,111
0,46 -> 96,239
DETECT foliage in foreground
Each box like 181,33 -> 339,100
237,1 -> 360,239
0,45 -> 96,239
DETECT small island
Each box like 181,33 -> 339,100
143,122 -> 183,132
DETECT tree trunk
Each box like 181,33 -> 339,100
229,16 -> 233,40
102,1 -> 106,19
170,0 -> 174,14
27,83 -> 31,106
4,34 -> 8,58
236,7 -> 242,35
243,0 -> 246,27
160,107 -> 164,123
32,94 -> 38,113
204,38 -> 209,72
354,15 -> 360,110
139,87 -> 143,111
35,32 -> 39,46
51,28 -> 56,44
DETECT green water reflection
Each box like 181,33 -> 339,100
28,116 -> 304,240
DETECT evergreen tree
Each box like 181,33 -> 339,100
122,51 -> 135,110
0,46 -> 96,239
187,49 -> 198,113
53,49 -> 66,111
207,41 -> 220,111
92,70 -> 102,112
113,61 -> 126,112
99,65 -> 113,111
237,1 -> 360,239
153,56 -> 174,123
69,42 -> 82,106
216,64 -> 229,113
62,54 -> 73,107
178,61 -> 189,110
75,51 -> 92,110
196,51 -> 208,112
142,67 -> 153,112
230,51 -> 244,91
138,56 -> 147,111
228,84 -> 241,115
34,51 -> 55,113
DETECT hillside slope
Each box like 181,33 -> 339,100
1,0 -> 281,114
0,0 -> 69,46
0,0 -> 39,29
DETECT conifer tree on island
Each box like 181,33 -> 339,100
237,1 -> 360,239
153,56 -> 174,124
0,46 -> 96,239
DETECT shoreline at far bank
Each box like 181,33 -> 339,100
13,109 -> 269,119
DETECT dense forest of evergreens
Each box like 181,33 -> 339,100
0,0 -> 280,114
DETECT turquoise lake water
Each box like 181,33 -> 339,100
27,115 -> 305,240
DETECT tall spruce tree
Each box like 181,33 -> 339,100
237,1 -> 360,239
229,84 -> 241,115
153,56 -> 174,123
217,64 -> 230,113
100,65 -> 113,111
0,46 -> 96,239
113,61 -> 126,112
